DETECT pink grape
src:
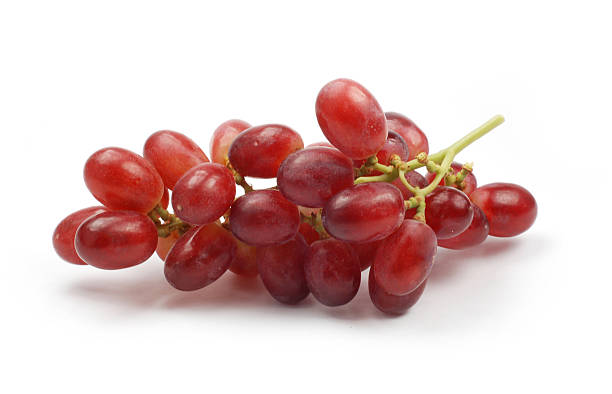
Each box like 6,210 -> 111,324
210,119 -> 251,164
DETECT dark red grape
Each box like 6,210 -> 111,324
425,186 -> 474,239
372,219 -> 437,296
84,147 -> 164,213
164,223 -> 236,291
369,269 -> 427,315
304,239 -> 361,306
298,222 -> 320,245
229,190 -> 300,246
354,131 -> 410,174
438,203 -> 489,249
425,162 -> 477,195
256,234 -> 309,304
228,232 -> 258,277
470,183 -> 537,237
75,211 -> 158,270
228,124 -> 303,178
278,146 -> 354,208
316,78 -> 387,159
53,206 -> 109,265
144,130 -> 209,190
171,163 -> 236,225
350,239 -> 383,271
210,119 -> 251,164
385,112 -> 429,160
322,183 -> 404,243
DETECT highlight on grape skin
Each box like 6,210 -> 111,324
52,78 -> 537,315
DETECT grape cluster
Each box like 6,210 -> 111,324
52,78 -> 537,315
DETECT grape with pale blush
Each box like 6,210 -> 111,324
210,119 -> 251,164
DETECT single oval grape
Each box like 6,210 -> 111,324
354,131 -> 410,175
298,222 -> 320,245
372,219 -> 437,296
84,147 -> 164,213
369,270 -> 427,315
385,112 -> 429,160
350,239 -> 383,271
53,206 -> 109,265
143,130 -> 209,190
228,124 -> 304,178
164,223 -> 236,291
322,183 -> 405,243
278,146 -> 354,208
470,183 -> 537,237
75,211 -> 158,270
425,162 -> 477,195
156,230 -> 181,261
438,203 -> 489,249
425,186 -> 474,240
304,239 -> 361,307
256,234 -> 309,304
229,190 -> 300,246
316,78 -> 387,159
172,163 -> 236,225
228,231 -> 258,277
210,119 -> 251,164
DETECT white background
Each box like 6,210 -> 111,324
1,1 -> 610,393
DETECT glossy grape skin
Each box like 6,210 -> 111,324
322,183 -> 405,243
144,130 -> 209,190
278,147 -> 354,208
354,131 -> 410,175
84,147 -> 164,213
164,223 -> 236,291
470,183 -> 537,237
228,232 -> 258,277
372,219 -> 436,296
52,207 -> 109,265
156,230 -> 181,261
298,222 -> 320,245
304,239 -> 361,306
306,141 -> 336,149
425,162 -> 477,196
210,119 -> 251,164
229,190 -> 300,246
384,112 -> 429,160
438,203 -> 489,249
350,239 -> 383,271
228,124 -> 304,178
75,211 -> 158,270
171,163 -> 236,225
316,78 -> 387,159
256,234 -> 309,304
369,270 -> 427,315
425,186 -> 474,240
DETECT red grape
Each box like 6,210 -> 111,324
164,223 -> 236,291
53,206 -> 109,265
372,219 -> 437,296
159,188 -> 170,210
305,239 -> 361,306
144,130 -> 209,190
75,211 -> 158,270
171,163 -> 236,225
256,234 -> 309,304
210,119 -> 251,164
156,230 -> 181,261
470,183 -> 537,237
322,183 -> 405,243
228,232 -> 258,277
298,222 -> 320,245
229,190 -> 300,246
84,147 -> 164,213
438,203 -> 489,249
425,162 -> 477,195
350,239 -> 383,271
277,146 -> 354,208
425,186 -> 474,239
384,112 -> 429,160
306,141 -> 336,149
316,78 -> 387,159
228,124 -> 303,178
369,270 -> 427,315
354,131 -> 410,174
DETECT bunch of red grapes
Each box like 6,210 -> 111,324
52,78 -> 537,315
